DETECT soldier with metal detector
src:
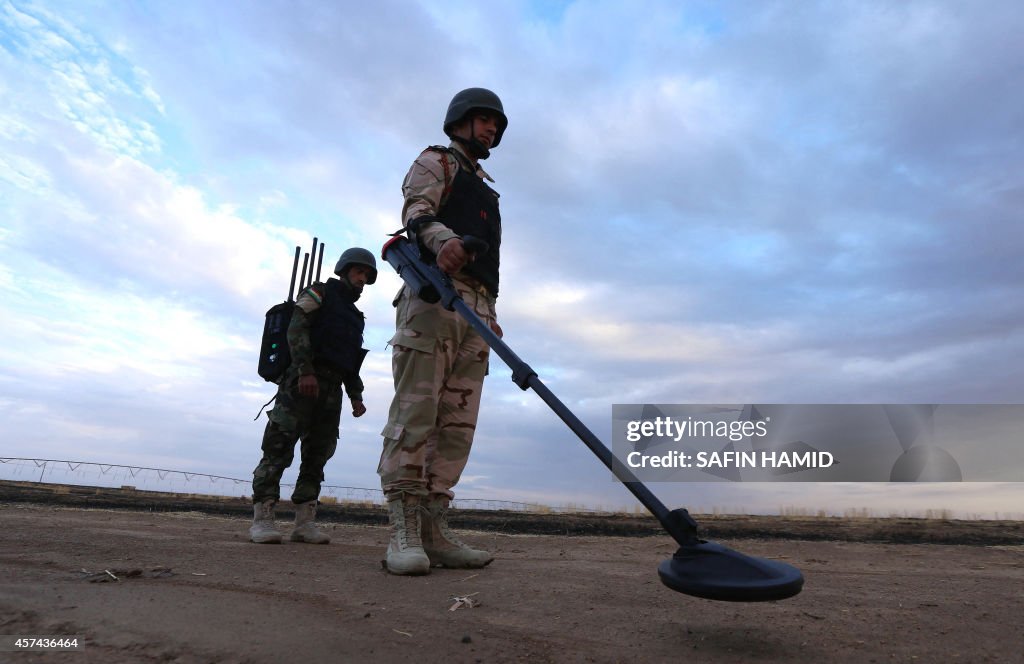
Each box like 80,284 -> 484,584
380,99 -> 804,599
377,88 -> 507,575
250,247 -> 377,544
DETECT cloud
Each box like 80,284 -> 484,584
1,0 -> 1022,515
1,0 -> 164,156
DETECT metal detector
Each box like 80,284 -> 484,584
382,235 -> 804,602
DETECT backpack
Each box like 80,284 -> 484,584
257,300 -> 295,383
257,237 -> 325,383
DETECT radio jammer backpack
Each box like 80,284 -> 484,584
257,236 -> 325,383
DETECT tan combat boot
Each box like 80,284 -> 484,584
249,498 -> 282,544
384,494 -> 430,575
290,501 -> 330,544
421,496 -> 493,568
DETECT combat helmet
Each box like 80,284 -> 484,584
334,247 -> 377,284
443,88 -> 508,148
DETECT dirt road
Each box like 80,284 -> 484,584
1,503 -> 1022,663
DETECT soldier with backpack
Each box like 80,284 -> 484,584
249,248 -> 377,544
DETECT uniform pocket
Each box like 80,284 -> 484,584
380,422 -> 405,441
388,329 -> 436,354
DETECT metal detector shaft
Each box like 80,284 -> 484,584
447,296 -> 697,545
382,236 -> 699,546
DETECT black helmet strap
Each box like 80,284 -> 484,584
451,133 -> 490,160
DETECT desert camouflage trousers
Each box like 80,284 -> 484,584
377,281 -> 494,499
252,365 -> 343,505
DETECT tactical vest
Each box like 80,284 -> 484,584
309,278 -> 367,374
424,146 -> 502,296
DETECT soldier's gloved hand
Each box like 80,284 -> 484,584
351,400 -> 366,418
298,374 -> 319,399
436,237 -> 473,275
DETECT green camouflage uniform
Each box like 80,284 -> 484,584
252,284 -> 364,505
378,141 -> 497,499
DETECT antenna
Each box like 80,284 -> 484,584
308,237 -> 319,288
286,246 -> 301,302
298,252 -> 310,292
315,241 -> 325,281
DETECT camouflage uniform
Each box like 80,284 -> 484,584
253,283 -> 365,505
378,141 -> 498,499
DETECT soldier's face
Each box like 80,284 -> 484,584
472,113 -> 499,148
346,265 -> 372,292
453,112 -> 499,148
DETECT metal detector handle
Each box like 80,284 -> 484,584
382,236 -> 440,304
462,235 -> 489,257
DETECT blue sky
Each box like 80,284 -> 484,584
1,0 -> 1022,517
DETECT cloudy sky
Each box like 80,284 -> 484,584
2,0 -> 1022,518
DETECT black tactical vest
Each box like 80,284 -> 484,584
425,147 -> 502,296
309,279 -> 367,374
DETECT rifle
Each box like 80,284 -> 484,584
381,234 -> 804,602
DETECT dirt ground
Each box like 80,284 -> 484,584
1,502 -> 1023,663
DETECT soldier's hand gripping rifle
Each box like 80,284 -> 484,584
381,235 -> 804,602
